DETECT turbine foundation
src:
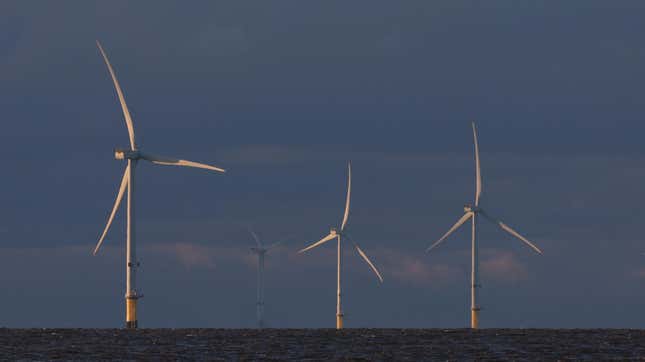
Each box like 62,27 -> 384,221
336,313 -> 343,329
257,302 -> 264,329
126,297 -> 138,329
471,307 -> 480,329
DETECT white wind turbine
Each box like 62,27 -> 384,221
298,162 -> 383,329
92,41 -> 225,329
248,229 -> 282,329
426,122 -> 542,329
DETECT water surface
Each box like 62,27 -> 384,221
1,328 -> 644,360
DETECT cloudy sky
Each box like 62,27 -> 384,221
1,1 -> 645,328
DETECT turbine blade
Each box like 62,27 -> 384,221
472,122 -> 482,206
344,233 -> 383,283
479,210 -> 543,254
354,244 -> 384,283
298,233 -> 336,254
265,234 -> 299,250
93,165 -> 129,255
266,241 -> 283,250
341,162 -> 351,231
426,212 -> 472,252
248,228 -> 262,248
96,40 -> 136,150
140,153 -> 225,173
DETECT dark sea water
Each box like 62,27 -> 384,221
1,329 -> 644,360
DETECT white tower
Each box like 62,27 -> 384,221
426,122 -> 543,329
93,41 -> 226,328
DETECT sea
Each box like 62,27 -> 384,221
1,328 -> 644,360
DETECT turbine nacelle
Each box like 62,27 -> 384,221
330,227 -> 338,236
114,148 -> 140,160
251,247 -> 267,254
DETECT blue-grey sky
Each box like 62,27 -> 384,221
1,1 -> 645,328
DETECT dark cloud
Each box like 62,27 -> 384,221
1,1 -> 645,327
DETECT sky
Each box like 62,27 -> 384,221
1,1 -> 645,328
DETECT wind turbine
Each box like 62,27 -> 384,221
426,122 -> 542,329
92,41 -> 226,329
298,162 -> 383,329
248,229 -> 282,329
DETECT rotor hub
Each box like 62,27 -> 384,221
251,247 -> 267,254
464,204 -> 480,213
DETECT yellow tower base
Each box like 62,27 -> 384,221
336,314 -> 343,329
471,308 -> 480,329
126,298 -> 138,329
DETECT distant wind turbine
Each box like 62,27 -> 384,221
299,162 -> 383,329
248,229 -> 282,329
92,41 -> 225,329
426,122 -> 542,329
